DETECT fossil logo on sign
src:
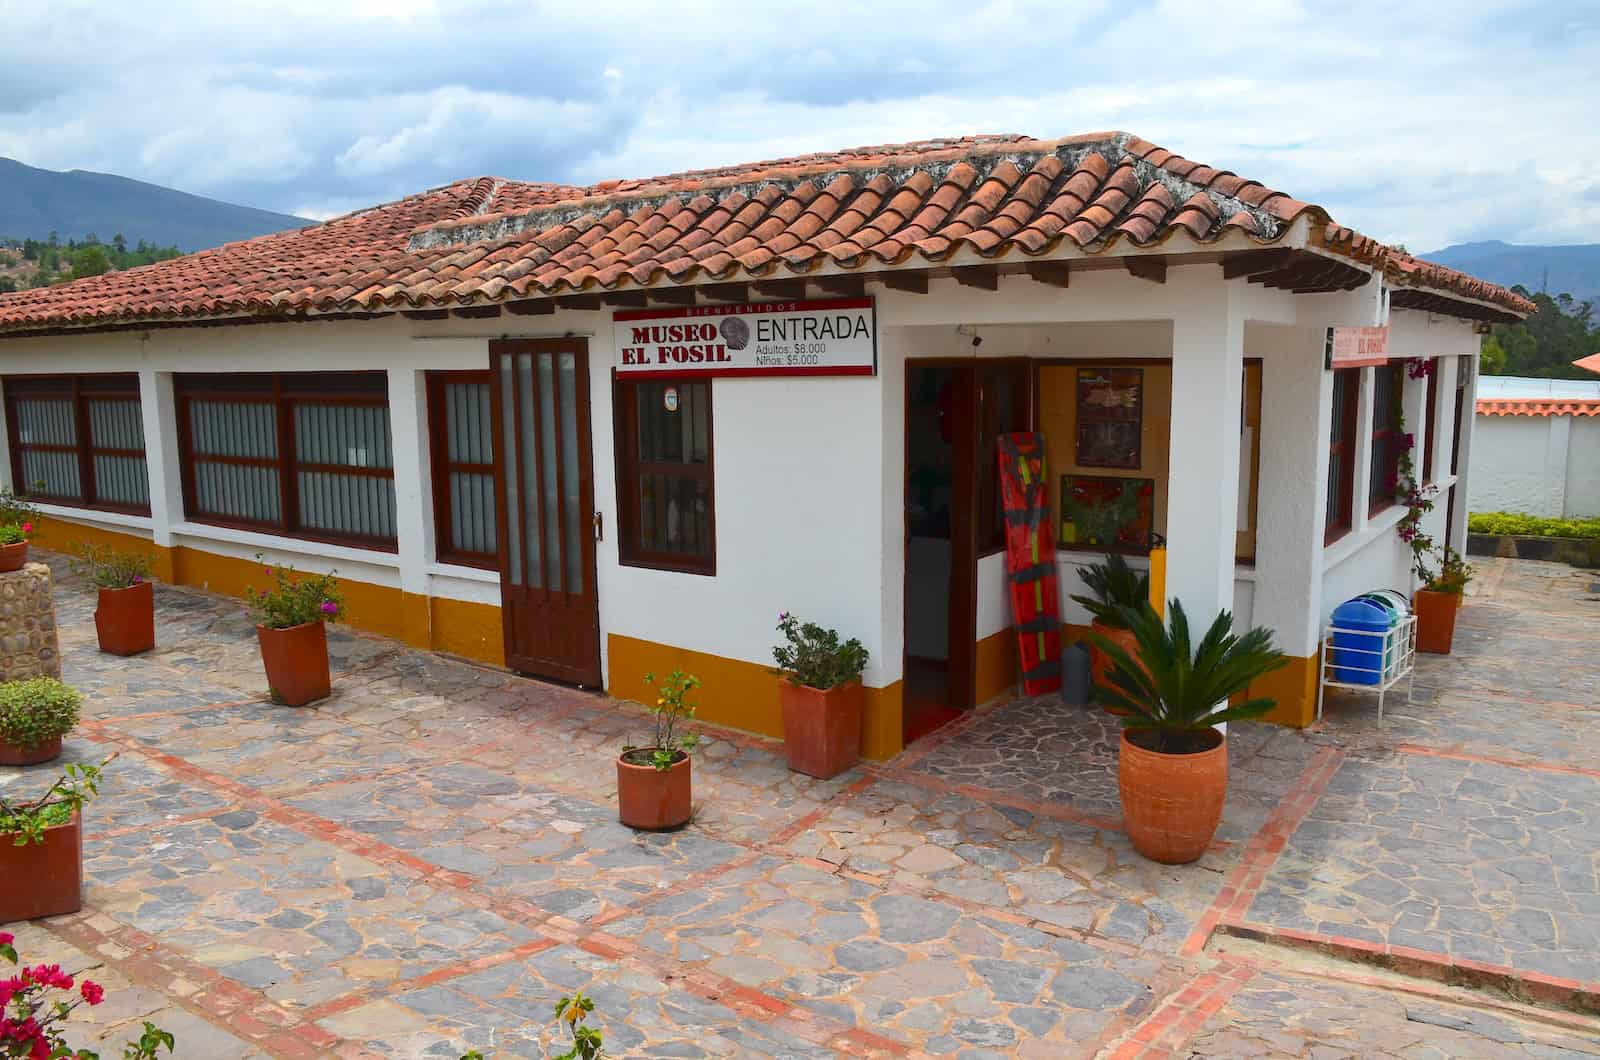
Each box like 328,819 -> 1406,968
615,297 -> 877,378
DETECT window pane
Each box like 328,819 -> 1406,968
20,450 -> 81,500
88,399 -> 145,451
14,398 -> 76,446
638,382 -> 708,464
297,471 -> 396,540
196,461 -> 281,523
559,353 -> 584,594
499,359 -> 523,584
448,471 -> 496,554
538,353 -> 562,590
191,401 -> 276,458
444,382 -> 492,464
639,472 -> 712,560
517,354 -> 542,589
294,404 -> 393,469
94,455 -> 149,507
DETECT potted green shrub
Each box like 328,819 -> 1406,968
0,676 -> 82,766
1069,554 -> 1150,710
1087,600 -> 1287,865
247,557 -> 343,707
71,541 -> 156,656
772,612 -> 869,778
0,757 -> 109,922
1414,545 -> 1473,654
618,670 -> 700,830
0,488 -> 39,573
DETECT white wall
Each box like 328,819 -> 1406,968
1471,412 -> 1599,518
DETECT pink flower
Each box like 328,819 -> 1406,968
19,522 -> 30,534
319,600 -> 338,615
79,979 -> 104,1006
0,932 -> 12,947
131,574 -> 142,584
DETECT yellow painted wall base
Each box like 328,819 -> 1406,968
607,633 -> 905,761
1251,652 -> 1319,728
974,628 -> 1019,704
32,514 -> 507,667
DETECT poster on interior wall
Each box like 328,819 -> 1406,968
1075,367 -> 1143,468
1060,475 -> 1154,553
614,297 -> 876,378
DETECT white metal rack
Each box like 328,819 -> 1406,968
1316,612 -> 1417,722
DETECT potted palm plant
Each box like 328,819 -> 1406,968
617,670 -> 701,830
246,557 -> 343,707
1087,600 -> 1287,864
0,757 -> 109,922
0,488 -> 39,573
1069,554 -> 1150,710
772,612 -> 869,779
71,541 -> 156,656
0,677 -> 82,766
1414,545 -> 1473,654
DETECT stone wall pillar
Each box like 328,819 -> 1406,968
0,564 -> 60,681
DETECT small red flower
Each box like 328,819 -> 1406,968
79,980 -> 104,1006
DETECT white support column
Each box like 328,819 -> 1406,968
1165,274 -> 1245,626
387,368 -> 432,596
139,370 -> 182,547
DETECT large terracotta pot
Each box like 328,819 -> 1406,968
1089,621 -> 1143,715
616,752 -> 692,830
1413,589 -> 1459,654
256,620 -> 331,706
95,581 -> 155,656
0,541 -> 29,572
0,733 -> 62,767
779,679 -> 863,779
0,812 -> 82,922
1118,728 -> 1228,864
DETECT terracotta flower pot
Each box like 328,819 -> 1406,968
95,580 -> 155,656
256,620 -> 332,706
1413,589 -> 1459,654
616,751 -> 691,830
1118,728 -> 1228,864
0,540 -> 29,572
779,679 -> 863,779
0,812 -> 83,922
1089,620 -> 1143,715
0,733 -> 62,766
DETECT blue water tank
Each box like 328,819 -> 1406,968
1331,596 -> 1394,684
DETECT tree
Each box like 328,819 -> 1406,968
69,244 -> 111,279
0,276 -> 16,294
112,233 -> 127,254
1483,286 -> 1600,379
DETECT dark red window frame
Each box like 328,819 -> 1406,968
175,372 -> 396,551
426,370 -> 497,569
613,376 -> 716,576
1421,357 -> 1440,484
3,373 -> 150,515
1367,364 -> 1404,517
1325,367 -> 1360,544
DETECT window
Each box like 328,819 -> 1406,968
1450,358 -> 1469,477
1367,364 -> 1403,516
1325,368 -> 1359,543
1421,357 -> 1440,483
615,379 -> 714,574
426,371 -> 497,568
175,373 -> 397,549
3,374 -> 149,514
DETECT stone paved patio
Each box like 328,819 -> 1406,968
2,553 -> 1599,1058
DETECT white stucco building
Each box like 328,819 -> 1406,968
0,133 -> 1529,756
1470,376 -> 1600,519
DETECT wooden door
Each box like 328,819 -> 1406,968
489,339 -> 601,686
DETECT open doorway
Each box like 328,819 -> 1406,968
903,359 -> 1030,745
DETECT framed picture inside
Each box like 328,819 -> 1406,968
1075,367 -> 1143,469
1060,474 -> 1154,554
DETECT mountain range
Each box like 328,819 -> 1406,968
1420,240 -> 1600,308
0,157 -> 308,252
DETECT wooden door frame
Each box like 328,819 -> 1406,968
487,337 -> 602,686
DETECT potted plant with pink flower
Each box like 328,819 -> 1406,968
0,756 -> 110,923
0,489 -> 39,573
1,928 -> 175,1057
70,542 -> 157,656
246,556 -> 343,707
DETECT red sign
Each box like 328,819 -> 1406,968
614,297 -> 876,378
1327,325 -> 1390,368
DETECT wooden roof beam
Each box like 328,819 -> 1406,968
1025,262 -> 1070,288
952,266 -> 998,291
878,272 -> 928,294
1125,256 -> 1167,284
753,279 -> 807,299
505,298 -> 556,315
450,305 -> 502,319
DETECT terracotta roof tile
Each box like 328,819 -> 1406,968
0,131 -> 1533,335
1477,399 -> 1600,418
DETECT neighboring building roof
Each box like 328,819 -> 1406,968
0,131 -> 1535,337
1477,376 -> 1600,400
1573,352 -> 1600,376
1477,399 -> 1600,418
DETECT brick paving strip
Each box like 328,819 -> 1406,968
1099,957 -> 1258,1059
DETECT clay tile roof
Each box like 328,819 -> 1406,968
1573,352 -> 1600,376
1477,398 -> 1600,418
0,131 -> 1532,336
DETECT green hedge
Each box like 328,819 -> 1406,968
1468,512 -> 1600,540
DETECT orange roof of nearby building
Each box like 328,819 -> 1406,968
0,132 -> 1535,336
1477,399 -> 1600,417
1573,352 -> 1600,376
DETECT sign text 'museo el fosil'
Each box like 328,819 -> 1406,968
614,297 -> 876,378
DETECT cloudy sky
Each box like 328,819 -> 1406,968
2,0 -> 1596,251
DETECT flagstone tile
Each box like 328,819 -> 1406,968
83,816 -> 540,1011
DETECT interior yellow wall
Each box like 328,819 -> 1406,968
31,514 -> 506,666
974,627 -> 1018,704
608,633 -> 905,760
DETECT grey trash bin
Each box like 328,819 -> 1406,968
1062,642 -> 1091,705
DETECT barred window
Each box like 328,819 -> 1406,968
176,373 -> 396,549
3,374 -> 149,513
426,371 -> 497,568
1324,368 -> 1359,544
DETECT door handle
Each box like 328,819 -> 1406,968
593,511 -> 604,541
